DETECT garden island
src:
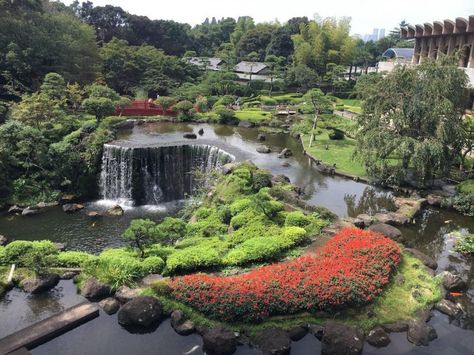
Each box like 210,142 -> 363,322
0,1 -> 473,354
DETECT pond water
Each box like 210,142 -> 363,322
0,122 -> 473,354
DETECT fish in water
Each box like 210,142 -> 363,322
183,345 -> 200,354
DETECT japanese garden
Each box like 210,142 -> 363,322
0,1 -> 473,354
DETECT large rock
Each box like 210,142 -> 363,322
62,203 -> 84,213
36,201 -> 58,209
407,319 -> 437,346
183,133 -> 197,139
366,327 -> 391,347
441,271 -> 467,291
256,145 -> 271,154
99,297 -> 120,315
257,133 -> 266,141
382,321 -> 408,333
222,162 -> 239,175
59,194 -> 76,204
374,212 -> 410,226
107,205 -> 124,216
308,324 -> 324,340
170,310 -> 195,335
238,120 -> 255,128
271,174 -> 291,185
277,148 -> 292,158
21,206 -> 40,216
0,234 -> 8,246
288,325 -> 307,341
434,299 -> 462,317
254,328 -> 291,355
355,214 -> 374,227
118,296 -> 163,327
20,273 -> 60,294
321,322 -> 364,355
115,286 -> 142,303
369,223 -> 403,242
203,326 -> 237,355
80,277 -> 111,300
8,205 -> 23,214
198,128 -> 204,135
405,249 -> 438,270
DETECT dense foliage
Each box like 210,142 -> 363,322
169,227 -> 401,322
355,58 -> 469,186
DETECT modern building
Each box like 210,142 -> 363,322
400,16 -> 474,109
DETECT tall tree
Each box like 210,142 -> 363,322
355,57 -> 468,186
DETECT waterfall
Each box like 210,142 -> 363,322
99,144 -> 235,205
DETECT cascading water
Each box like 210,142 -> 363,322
99,144 -> 235,205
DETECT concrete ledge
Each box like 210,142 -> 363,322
0,302 -> 99,354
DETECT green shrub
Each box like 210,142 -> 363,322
229,198 -> 253,216
154,217 -> 187,244
186,212 -> 228,238
213,95 -> 236,107
285,211 -> 312,228
443,194 -> 474,217
1,240 -> 57,265
261,96 -> 277,106
194,207 -> 213,220
458,180 -> 474,194
165,240 -> 223,274
141,256 -> 165,274
230,209 -> 258,230
280,226 -> 307,246
215,107 -> 237,124
145,244 -> 176,261
55,251 -> 94,267
83,253 -> 144,289
252,171 -> 272,192
100,247 -> 137,259
229,220 -> 280,245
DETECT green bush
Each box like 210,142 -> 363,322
229,220 -> 280,245
165,240 -> 223,274
154,217 -> 187,244
55,251 -> 94,267
145,244 -> 176,260
186,211 -> 228,238
443,194 -> 474,217
280,226 -> 307,246
1,240 -> 57,265
213,95 -> 236,107
215,107 -> 237,124
194,207 -> 213,220
252,171 -> 272,192
141,256 -> 165,274
229,198 -> 253,216
457,180 -> 474,194
230,209 -> 258,230
83,253 -> 144,289
285,211 -> 312,228
260,96 -> 277,106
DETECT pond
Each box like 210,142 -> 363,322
0,122 -> 472,354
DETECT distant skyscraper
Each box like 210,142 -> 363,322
378,29 -> 386,40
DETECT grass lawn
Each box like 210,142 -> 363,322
235,109 -> 273,123
339,99 -> 362,114
302,129 -> 367,178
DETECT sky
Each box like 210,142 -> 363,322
62,0 -> 474,35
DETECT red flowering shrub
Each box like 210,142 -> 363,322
169,228 -> 401,322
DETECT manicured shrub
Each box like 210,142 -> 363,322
55,251 -> 94,268
443,193 -> 474,217
194,207 -> 213,220
215,107 -> 237,124
252,170 -> 272,192
228,219 -> 279,245
186,212 -> 228,238
145,244 -> 176,261
141,256 -> 165,274
285,211 -> 312,228
1,240 -> 57,265
165,239 -> 224,274
230,209 -> 258,230
154,217 -> 187,244
229,198 -> 253,216
170,228 -> 401,322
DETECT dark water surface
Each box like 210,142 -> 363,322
0,122 -> 473,354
